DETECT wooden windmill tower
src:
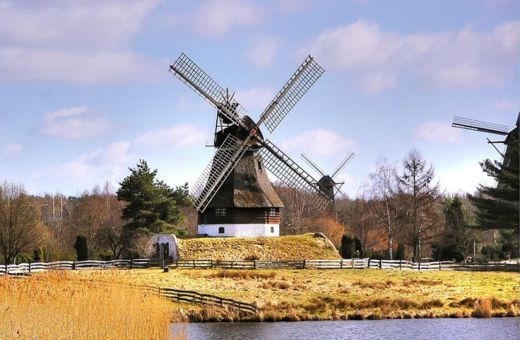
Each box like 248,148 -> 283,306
169,53 -> 341,237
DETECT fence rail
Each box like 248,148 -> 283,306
158,287 -> 257,314
1,258 -> 517,276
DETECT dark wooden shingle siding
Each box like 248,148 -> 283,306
200,208 -> 280,224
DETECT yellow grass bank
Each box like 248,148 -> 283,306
69,268 -> 519,321
177,233 -> 341,260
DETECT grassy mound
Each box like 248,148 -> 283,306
177,233 -> 341,260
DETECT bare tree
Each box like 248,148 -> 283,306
274,184 -> 317,234
397,149 -> 442,261
0,181 -> 42,264
367,160 -> 408,259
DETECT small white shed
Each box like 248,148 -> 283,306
150,233 -> 178,261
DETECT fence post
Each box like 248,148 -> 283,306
340,259 -> 343,269
418,261 -> 421,271
253,260 -> 257,269
28,262 -> 31,274
439,261 -> 441,271
72,260 -> 76,270
210,259 -> 213,269
399,260 -> 402,270
303,259 -> 306,269
379,259 -> 382,269
130,259 -> 133,269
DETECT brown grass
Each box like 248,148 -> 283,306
0,272 -> 179,339
177,233 -> 341,260
66,268 -> 520,322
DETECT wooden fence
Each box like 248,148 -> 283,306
157,287 -> 256,314
1,258 -> 517,276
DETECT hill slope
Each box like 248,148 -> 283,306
177,233 -> 341,260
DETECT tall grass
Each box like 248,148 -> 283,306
0,272 -> 177,339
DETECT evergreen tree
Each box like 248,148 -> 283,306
432,196 -> 472,262
468,134 -> 519,258
468,144 -> 519,230
117,160 -> 191,245
354,237 -> 364,258
340,235 -> 356,258
73,235 -> 88,261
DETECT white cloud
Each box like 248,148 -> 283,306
412,121 -> 462,144
244,37 -> 280,67
46,141 -> 131,186
282,129 -> 356,154
2,143 -> 23,157
0,48 -> 165,83
0,0 -> 158,50
437,159 -> 494,195
0,1 -> 163,83
193,0 -> 260,37
299,20 -> 519,93
236,87 -> 275,111
494,99 -> 517,112
40,107 -> 110,138
133,123 -> 207,149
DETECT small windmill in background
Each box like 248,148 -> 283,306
301,152 -> 354,201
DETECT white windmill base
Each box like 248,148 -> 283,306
198,223 -> 279,237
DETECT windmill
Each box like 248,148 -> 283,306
169,53 -> 339,237
452,114 -> 519,167
300,152 -> 354,201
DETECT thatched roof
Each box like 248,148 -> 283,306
207,150 -> 284,208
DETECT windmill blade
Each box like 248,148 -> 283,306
258,55 -> 324,133
301,153 -> 326,177
334,183 -> 350,201
331,152 -> 355,179
452,116 -> 509,136
257,139 -> 332,210
191,134 -> 251,212
170,53 -> 247,129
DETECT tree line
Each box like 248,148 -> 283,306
0,142 -> 517,264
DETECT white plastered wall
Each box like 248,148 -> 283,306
198,224 -> 279,237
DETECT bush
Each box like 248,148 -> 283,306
481,244 -> 506,261
396,244 -> 406,260
33,248 -> 44,262
73,235 -> 89,261
354,237 -> 364,258
340,235 -> 355,258
15,253 -> 33,264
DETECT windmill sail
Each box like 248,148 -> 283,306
258,139 -> 331,210
191,134 -> 251,212
170,53 -> 247,128
452,116 -> 509,136
258,56 -> 324,133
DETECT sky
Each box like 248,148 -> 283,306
0,0 -> 518,198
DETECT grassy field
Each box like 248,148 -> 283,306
0,272 -> 183,339
177,233 -> 341,260
68,268 -> 520,321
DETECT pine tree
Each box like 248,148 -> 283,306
468,144 -> 519,230
117,160 -> 191,241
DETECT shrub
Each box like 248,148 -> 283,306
73,235 -> 88,261
15,253 -> 32,264
395,244 -> 406,260
340,235 -> 355,258
354,237 -> 364,258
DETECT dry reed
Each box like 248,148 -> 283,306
0,272 -> 178,339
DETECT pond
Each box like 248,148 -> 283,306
173,318 -> 519,340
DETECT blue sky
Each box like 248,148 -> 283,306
0,0 -> 518,197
